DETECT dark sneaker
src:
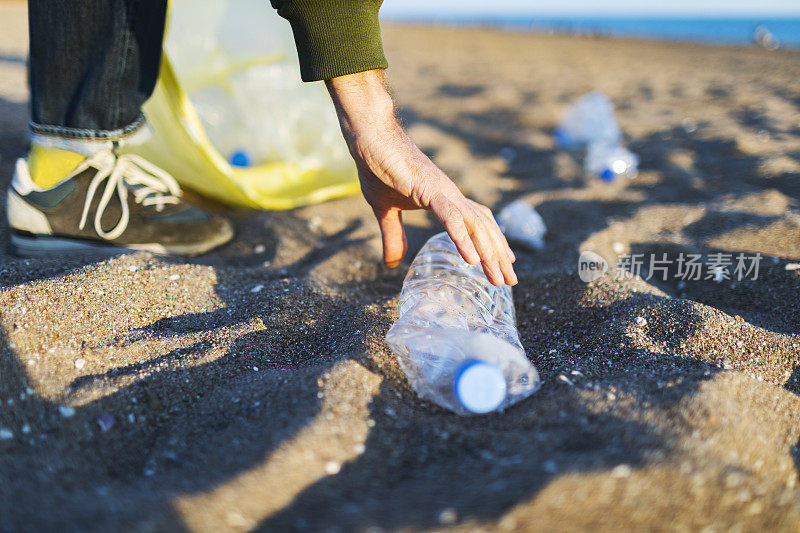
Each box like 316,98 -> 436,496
7,148 -> 234,256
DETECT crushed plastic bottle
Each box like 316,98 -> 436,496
554,92 -> 622,149
584,142 -> 639,182
385,233 -> 540,415
496,200 -> 547,251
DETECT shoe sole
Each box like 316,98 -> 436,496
10,226 -> 233,258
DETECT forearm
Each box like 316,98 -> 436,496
325,71 -> 396,145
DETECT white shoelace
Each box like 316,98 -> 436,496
75,150 -> 183,240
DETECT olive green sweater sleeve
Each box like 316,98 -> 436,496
270,0 -> 388,82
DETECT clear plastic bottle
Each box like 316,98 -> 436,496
496,200 -> 547,251
385,233 -> 540,415
554,92 -> 622,149
584,142 -> 639,182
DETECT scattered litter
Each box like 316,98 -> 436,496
635,316 -> 647,327
254,244 -> 266,254
58,406 -> 76,418
353,443 -> 366,455
554,92 -> 621,148
250,284 -> 264,293
496,200 -> 547,251
97,414 -> 115,432
74,358 -> 86,370
585,142 -> 639,182
168,274 -> 180,281
555,92 -> 639,182
0,428 -> 13,441
21,424 -> 31,435
324,461 -> 341,475
253,366 -> 259,372
785,263 -> 800,271
558,374 -> 574,386
612,241 -> 625,254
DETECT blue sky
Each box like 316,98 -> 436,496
381,0 -> 800,17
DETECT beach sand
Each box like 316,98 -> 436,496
1,3 -> 800,530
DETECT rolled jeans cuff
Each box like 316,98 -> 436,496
29,113 -> 147,141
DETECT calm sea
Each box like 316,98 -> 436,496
386,16 -> 800,49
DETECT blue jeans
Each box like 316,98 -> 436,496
28,0 -> 167,140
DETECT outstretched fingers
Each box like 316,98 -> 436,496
431,194 -> 517,286
374,207 -> 408,268
430,194 -> 480,265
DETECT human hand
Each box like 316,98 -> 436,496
325,70 -> 516,286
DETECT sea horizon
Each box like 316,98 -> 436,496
382,15 -> 800,49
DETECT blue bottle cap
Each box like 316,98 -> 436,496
454,360 -> 507,414
599,168 -> 617,182
230,150 -> 251,168
553,129 -> 573,148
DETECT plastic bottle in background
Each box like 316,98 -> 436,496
554,92 -> 622,149
584,142 -> 640,182
496,200 -> 547,251
385,233 -> 540,415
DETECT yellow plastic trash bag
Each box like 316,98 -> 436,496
137,0 -> 359,209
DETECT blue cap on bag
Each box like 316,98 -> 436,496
230,150 -> 252,168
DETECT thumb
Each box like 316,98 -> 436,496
373,207 -> 407,268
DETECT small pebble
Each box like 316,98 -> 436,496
499,147 -> 516,163
353,443 -> 366,455
74,358 -> 86,370
58,405 -> 76,418
97,414 -> 115,432
681,117 -> 698,133
612,464 -> 633,478
635,316 -> 647,326
438,508 -> 458,525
